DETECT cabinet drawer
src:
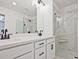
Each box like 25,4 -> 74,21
35,40 -> 46,49
0,43 -> 34,59
35,47 -> 45,59
47,38 -> 55,44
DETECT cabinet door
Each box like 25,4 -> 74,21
15,51 -> 33,59
47,42 -> 55,59
35,46 -> 45,59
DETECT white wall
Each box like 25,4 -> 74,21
37,0 -> 53,36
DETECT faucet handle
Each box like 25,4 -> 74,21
0,34 -> 4,40
1,34 -> 4,40
7,34 -> 13,39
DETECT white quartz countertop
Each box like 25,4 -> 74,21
0,34 -> 55,50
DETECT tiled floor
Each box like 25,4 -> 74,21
55,41 -> 75,59
55,56 -> 66,59
55,56 -> 78,59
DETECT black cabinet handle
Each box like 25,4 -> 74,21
39,52 -> 44,56
39,43 -> 44,45
51,44 -> 53,50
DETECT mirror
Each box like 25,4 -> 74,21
0,0 -> 37,34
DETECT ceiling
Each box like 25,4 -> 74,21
54,0 -> 78,9
0,0 -> 77,16
0,0 -> 37,17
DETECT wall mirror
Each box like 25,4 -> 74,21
0,0 -> 38,34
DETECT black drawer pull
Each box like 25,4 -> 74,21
39,43 -> 44,45
51,44 -> 53,50
39,52 -> 44,56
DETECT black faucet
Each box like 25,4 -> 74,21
4,29 -> 8,39
0,29 -> 11,40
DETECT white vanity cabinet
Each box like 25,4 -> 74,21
47,38 -> 55,59
0,42 -> 34,59
0,37 -> 55,59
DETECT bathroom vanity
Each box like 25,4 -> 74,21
0,0 -> 54,59
0,35 -> 55,59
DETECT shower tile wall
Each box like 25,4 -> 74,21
55,5 -> 78,59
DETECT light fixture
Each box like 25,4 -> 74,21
12,2 -> 16,5
32,0 -> 45,7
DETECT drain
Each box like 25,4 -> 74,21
74,57 -> 78,59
